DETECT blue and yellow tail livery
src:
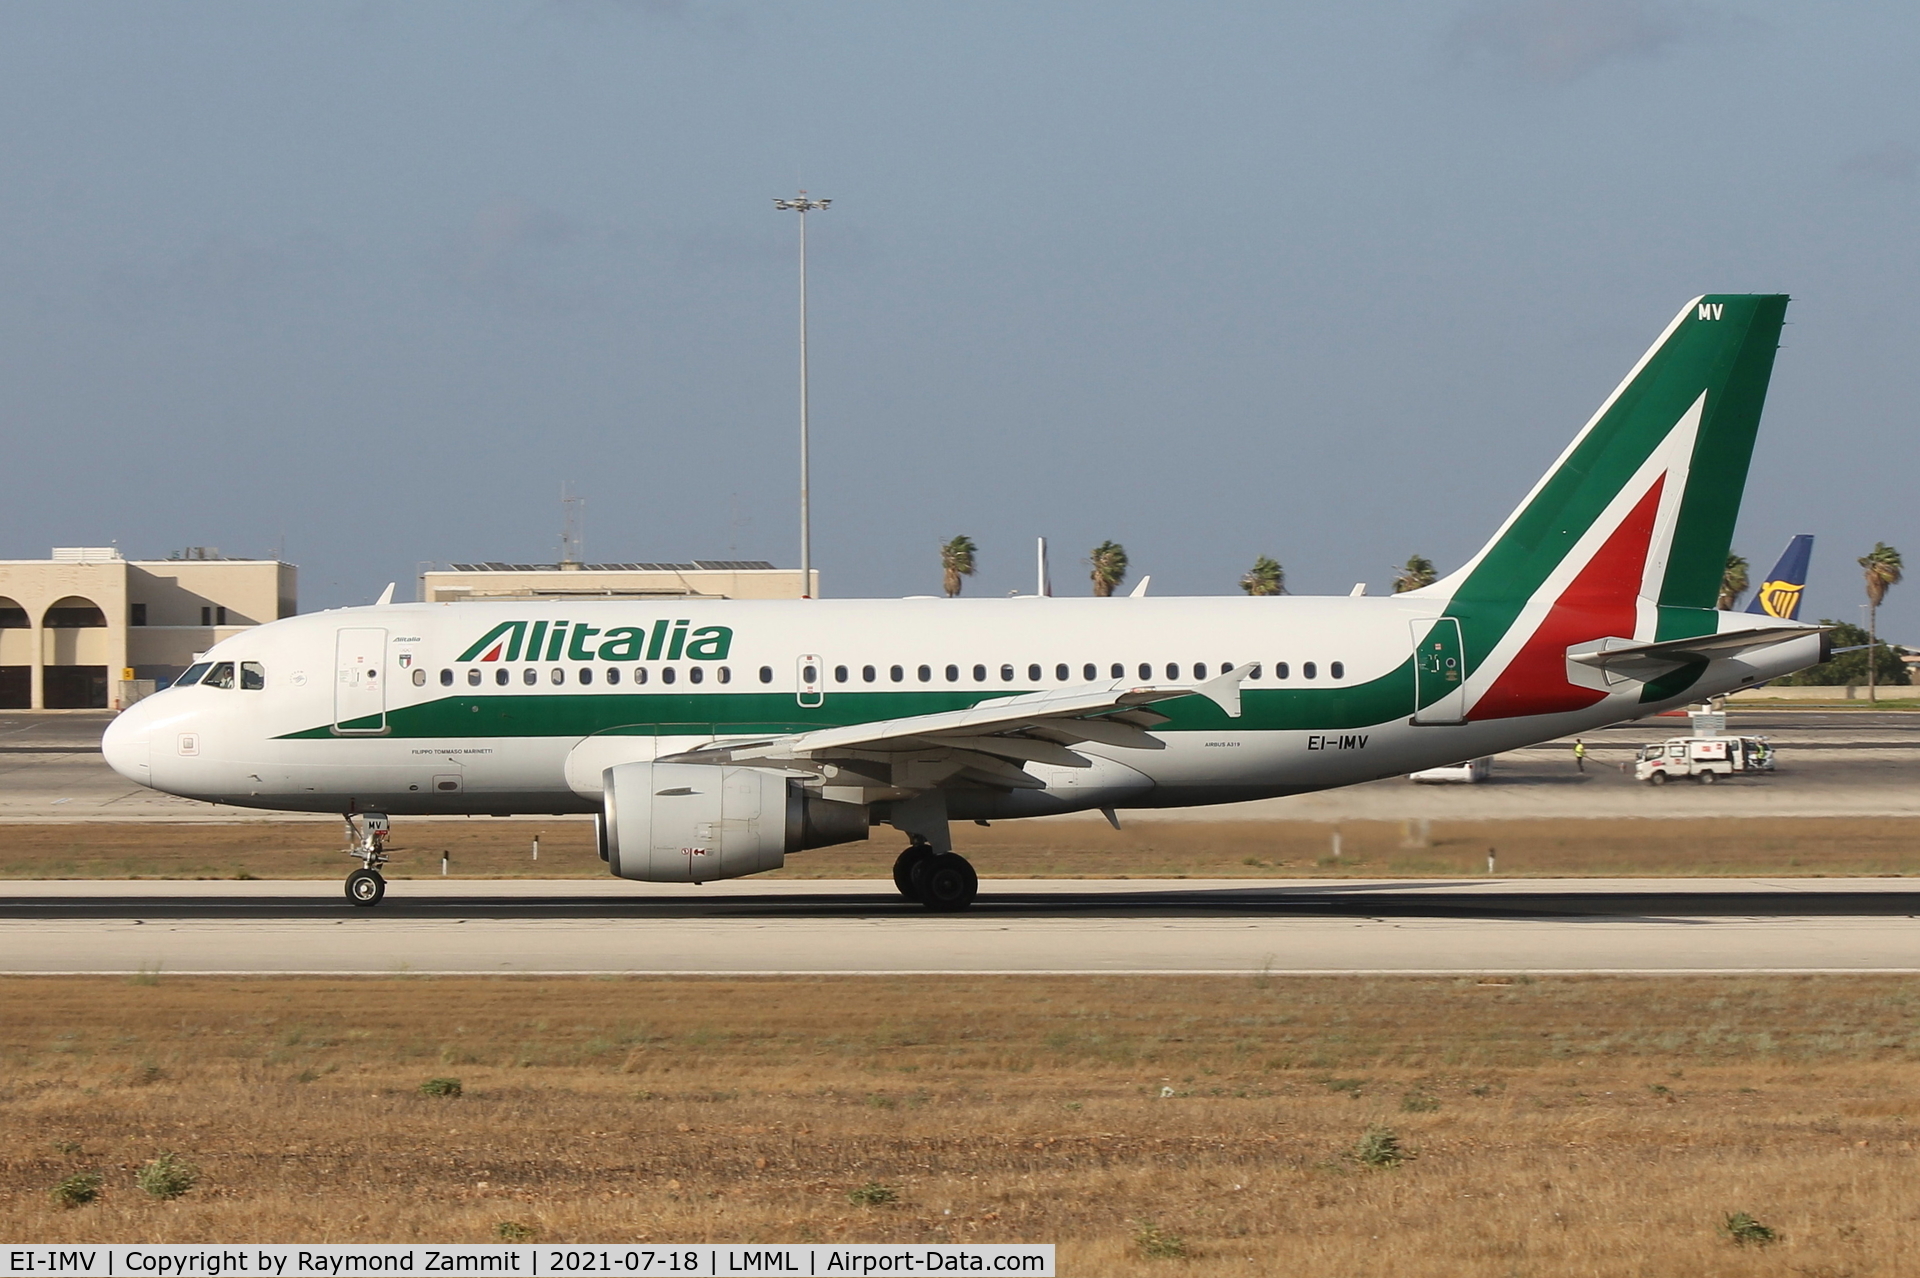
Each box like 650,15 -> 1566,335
1746,534 -> 1813,620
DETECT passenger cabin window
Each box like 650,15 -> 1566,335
973,664 -> 987,682
1110,663 -> 1124,678
523,668 -> 537,686
760,666 -> 774,683
890,664 -> 904,682
717,667 -> 730,684
918,665 -> 932,682
1303,662 -> 1318,679
495,668 -> 509,686
1194,663 -> 1208,680
1138,663 -> 1151,680
175,662 -> 212,688
464,669 -> 478,686
662,667 -> 677,685
689,667 -> 703,684
441,669 -> 454,687
861,665 -> 876,683
1082,664 -> 1096,680
1165,663 -> 1180,680
1330,661 -> 1345,679
410,668 -> 425,687
1001,664 -> 1015,682
834,665 -> 849,683
607,667 -> 621,685
946,665 -> 960,682
578,667 -> 593,685
634,667 -> 648,685
1029,664 -> 1043,682
241,662 -> 266,690
802,664 -> 818,684
204,662 -> 235,689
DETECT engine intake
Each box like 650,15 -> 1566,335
598,761 -> 869,883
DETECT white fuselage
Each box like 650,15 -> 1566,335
101,595 -> 1820,821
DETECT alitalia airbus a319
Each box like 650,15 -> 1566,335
103,294 -> 1827,909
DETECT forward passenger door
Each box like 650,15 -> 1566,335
333,627 -> 388,734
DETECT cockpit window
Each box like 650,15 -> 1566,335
240,661 -> 265,690
174,662 -> 212,689
203,662 -> 236,689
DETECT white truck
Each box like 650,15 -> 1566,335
1409,757 -> 1494,784
1634,736 -> 1775,785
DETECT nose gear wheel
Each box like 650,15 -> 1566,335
345,868 -> 386,906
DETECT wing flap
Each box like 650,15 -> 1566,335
657,665 -> 1258,785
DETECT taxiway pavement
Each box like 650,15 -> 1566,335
3,877 -> 1914,975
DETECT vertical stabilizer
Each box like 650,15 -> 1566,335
1415,295 -> 1789,720
1745,534 -> 1814,620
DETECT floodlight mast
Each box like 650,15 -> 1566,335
774,193 -> 830,598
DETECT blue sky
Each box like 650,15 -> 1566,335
0,1 -> 1914,633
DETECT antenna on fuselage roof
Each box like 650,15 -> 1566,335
373,582 -> 396,606
1128,576 -> 1151,598
1037,537 -> 1052,597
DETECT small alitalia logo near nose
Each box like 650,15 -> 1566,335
457,620 -> 734,663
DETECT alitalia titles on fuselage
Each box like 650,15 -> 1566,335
457,620 -> 735,665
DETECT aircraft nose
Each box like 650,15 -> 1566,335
101,701 -> 153,786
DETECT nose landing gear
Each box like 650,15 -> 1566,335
345,867 -> 385,906
343,812 -> 392,907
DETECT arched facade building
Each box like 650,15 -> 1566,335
0,549 -> 295,709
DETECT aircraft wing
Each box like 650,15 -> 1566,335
657,663 -> 1258,791
1567,625 -> 1828,683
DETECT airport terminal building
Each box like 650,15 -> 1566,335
0,548 -> 296,709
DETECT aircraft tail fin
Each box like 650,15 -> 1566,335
1745,534 -> 1814,620
1414,295 -> 1791,721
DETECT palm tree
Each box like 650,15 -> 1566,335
1089,541 -> 1128,598
1392,555 -> 1437,594
939,535 -> 977,598
1240,556 -> 1284,596
1860,542 -> 1904,702
1718,554 -> 1750,610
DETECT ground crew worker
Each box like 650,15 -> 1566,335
1573,738 -> 1587,772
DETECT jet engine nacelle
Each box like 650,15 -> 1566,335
598,761 -> 869,883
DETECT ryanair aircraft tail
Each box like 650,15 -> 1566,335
1746,534 -> 1814,620
1414,295 -> 1791,719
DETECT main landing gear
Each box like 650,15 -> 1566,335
343,812 -> 392,907
891,843 -> 979,912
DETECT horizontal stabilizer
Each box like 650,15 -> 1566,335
1568,625 -> 1827,685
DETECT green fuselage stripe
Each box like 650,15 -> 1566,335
280,660 -> 1419,741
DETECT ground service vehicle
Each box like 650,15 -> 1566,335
1635,736 -> 1775,784
1409,758 -> 1493,784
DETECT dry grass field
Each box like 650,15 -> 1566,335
4,816 -> 1920,880
2,975 -> 1917,1274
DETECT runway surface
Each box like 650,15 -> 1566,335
4,877 -> 1915,975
